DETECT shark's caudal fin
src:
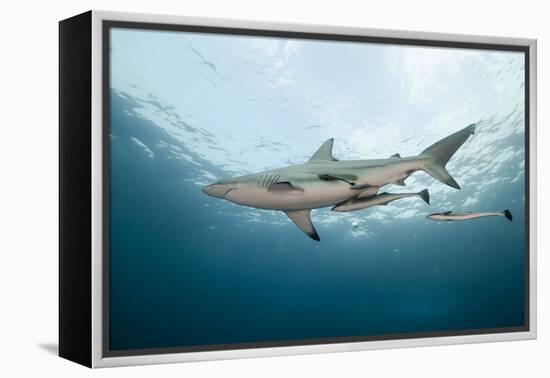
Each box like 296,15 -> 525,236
420,124 -> 475,189
284,210 -> 320,241
503,209 -> 513,222
418,189 -> 430,205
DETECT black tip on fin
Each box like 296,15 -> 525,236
309,231 -> 321,241
448,177 -> 461,190
503,209 -> 513,222
418,189 -> 430,205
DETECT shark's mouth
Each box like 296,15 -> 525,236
223,187 -> 238,197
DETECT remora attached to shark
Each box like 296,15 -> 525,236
332,189 -> 430,212
203,124 -> 476,240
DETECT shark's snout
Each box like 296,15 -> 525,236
202,183 -> 225,198
202,183 -> 236,199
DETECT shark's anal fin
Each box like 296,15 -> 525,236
318,174 -> 357,185
284,210 -> 320,241
268,181 -> 304,195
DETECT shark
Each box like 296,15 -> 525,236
202,123 -> 475,241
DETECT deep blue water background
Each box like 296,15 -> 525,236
109,90 -> 525,351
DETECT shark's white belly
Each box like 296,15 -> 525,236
226,181 -> 355,211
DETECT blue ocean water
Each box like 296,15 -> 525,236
108,29 -> 526,351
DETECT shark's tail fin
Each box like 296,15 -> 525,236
420,124 -> 475,190
418,189 -> 430,205
503,209 -> 513,222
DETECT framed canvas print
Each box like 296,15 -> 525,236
59,10 -> 537,368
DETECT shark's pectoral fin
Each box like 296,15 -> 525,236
284,210 -> 320,241
318,173 -> 357,185
268,181 -> 304,195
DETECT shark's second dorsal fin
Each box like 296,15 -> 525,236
308,138 -> 337,163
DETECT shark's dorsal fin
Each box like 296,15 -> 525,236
443,211 -> 452,215
284,210 -> 320,241
308,138 -> 337,163
390,153 -> 401,159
